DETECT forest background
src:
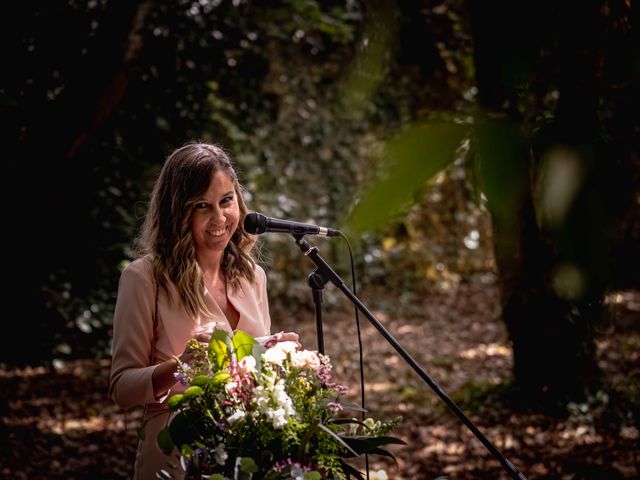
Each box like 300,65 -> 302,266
1,1 -> 638,479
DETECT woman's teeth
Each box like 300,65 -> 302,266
209,228 -> 226,237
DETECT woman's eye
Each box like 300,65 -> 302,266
194,202 -> 208,210
221,196 -> 233,205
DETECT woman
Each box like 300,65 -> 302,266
109,142 -> 298,479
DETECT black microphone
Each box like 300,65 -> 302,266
244,212 -> 341,237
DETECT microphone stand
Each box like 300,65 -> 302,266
308,268 -> 327,354
292,234 -> 527,480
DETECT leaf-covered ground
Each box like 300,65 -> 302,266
1,277 -> 638,479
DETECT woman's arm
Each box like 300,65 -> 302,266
109,262 -> 165,408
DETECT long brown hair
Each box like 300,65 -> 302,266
134,142 -> 257,318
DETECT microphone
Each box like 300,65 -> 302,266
244,212 -> 341,237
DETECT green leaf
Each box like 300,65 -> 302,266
239,457 -> 259,473
252,343 -> 266,372
347,122 -> 467,232
330,418 -> 369,427
317,423 -> 358,456
341,435 -> 406,456
233,456 -> 258,479
209,330 -> 231,370
365,447 -> 397,461
303,472 -> 322,480
232,330 -> 257,361
336,399 -> 367,412
212,370 -> 232,385
475,116 -> 529,236
157,427 -> 175,455
338,461 -> 366,480
168,411 -> 200,448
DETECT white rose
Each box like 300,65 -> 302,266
271,340 -> 298,355
290,350 -> 321,369
262,348 -> 286,366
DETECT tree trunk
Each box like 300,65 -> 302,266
466,0 -> 604,406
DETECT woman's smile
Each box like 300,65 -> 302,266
207,226 -> 227,237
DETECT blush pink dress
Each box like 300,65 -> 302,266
109,255 -> 271,480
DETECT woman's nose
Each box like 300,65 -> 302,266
209,206 -> 225,224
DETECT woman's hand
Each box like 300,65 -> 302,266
262,331 -> 301,349
177,331 -> 212,363
152,331 -> 212,399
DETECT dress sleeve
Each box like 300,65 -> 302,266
256,265 -> 271,335
109,263 -> 167,409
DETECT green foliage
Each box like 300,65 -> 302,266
347,122 -> 467,233
9,0 -> 636,369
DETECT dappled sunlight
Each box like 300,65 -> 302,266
0,365 -> 49,379
558,424 -> 603,445
604,290 -> 640,310
5,415 -> 127,434
2,287 -> 638,479
458,342 -> 512,360
419,439 -> 467,455
368,381 -> 396,393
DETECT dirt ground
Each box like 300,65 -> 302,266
1,275 -> 638,479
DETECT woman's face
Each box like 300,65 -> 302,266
190,170 -> 240,259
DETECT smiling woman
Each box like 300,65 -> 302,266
108,141 -> 299,480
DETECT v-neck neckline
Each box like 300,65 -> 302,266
205,284 -> 240,331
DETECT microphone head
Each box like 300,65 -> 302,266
243,212 -> 267,234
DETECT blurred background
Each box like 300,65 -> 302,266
1,1 -> 638,479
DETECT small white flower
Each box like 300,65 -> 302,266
213,443 -> 228,465
224,381 -> 238,394
226,409 -> 246,425
266,407 -> 288,428
252,385 -> 271,412
274,381 -> 296,416
239,355 -> 257,372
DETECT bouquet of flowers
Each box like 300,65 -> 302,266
157,330 -> 404,479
